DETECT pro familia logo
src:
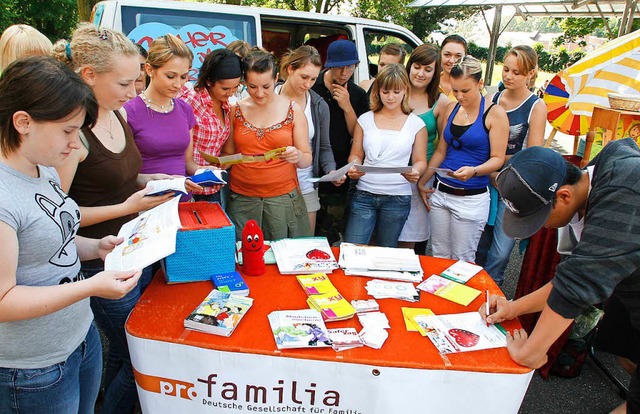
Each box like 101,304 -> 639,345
134,369 -> 197,400
134,369 -> 342,406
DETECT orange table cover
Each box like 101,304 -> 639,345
127,250 -> 530,375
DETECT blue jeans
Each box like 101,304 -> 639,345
344,190 -> 411,247
0,323 -> 102,414
83,264 -> 153,414
476,199 -> 515,285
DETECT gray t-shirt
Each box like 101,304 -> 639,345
0,163 -> 92,369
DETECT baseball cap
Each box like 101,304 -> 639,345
496,146 -> 567,240
325,40 -> 359,68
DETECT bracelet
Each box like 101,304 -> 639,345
473,167 -> 478,176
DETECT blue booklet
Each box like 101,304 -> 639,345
211,271 -> 249,296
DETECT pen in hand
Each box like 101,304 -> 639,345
485,289 -> 490,327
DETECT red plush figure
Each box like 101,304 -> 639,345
241,220 -> 266,276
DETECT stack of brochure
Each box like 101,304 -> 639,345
364,279 -> 420,302
327,328 -> 365,351
271,237 -> 339,275
338,243 -> 423,283
296,273 -> 356,321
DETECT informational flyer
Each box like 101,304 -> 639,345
105,197 -> 181,271
416,312 -> 507,354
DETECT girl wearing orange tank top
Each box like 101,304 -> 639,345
222,49 -> 313,240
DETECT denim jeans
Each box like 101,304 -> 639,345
429,188 -> 490,262
475,200 -> 516,285
0,323 -> 102,414
344,190 -> 411,247
83,264 -> 153,414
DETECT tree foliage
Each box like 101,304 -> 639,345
553,17 -> 614,46
355,0 -> 479,41
0,0 -> 78,40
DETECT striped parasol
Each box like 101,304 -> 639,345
545,28 -> 640,135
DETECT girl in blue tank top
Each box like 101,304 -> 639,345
475,45 -> 547,285
417,55 -> 509,261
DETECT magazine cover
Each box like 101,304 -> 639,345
184,289 -> 254,337
268,309 -> 333,349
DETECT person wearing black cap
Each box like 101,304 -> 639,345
312,39 -> 369,243
482,139 -> 640,413
179,48 -> 242,203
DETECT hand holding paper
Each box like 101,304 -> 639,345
309,161 -> 355,183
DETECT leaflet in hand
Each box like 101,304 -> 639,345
354,164 -> 412,174
145,169 -> 227,196
416,312 -> 507,354
430,167 -> 455,176
199,147 -> 286,166
105,197 -> 181,271
309,161 -> 355,183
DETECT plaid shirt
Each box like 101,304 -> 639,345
179,85 -> 231,194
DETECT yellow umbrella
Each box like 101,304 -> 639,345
548,28 -> 640,135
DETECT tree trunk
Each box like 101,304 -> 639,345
77,0 -> 99,22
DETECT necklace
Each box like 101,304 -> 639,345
95,112 -> 115,140
461,108 -> 469,121
141,91 -> 174,113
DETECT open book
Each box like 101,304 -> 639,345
104,197 -> 181,271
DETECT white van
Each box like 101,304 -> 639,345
92,0 -> 422,82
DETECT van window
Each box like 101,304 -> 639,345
261,18 -> 350,66
122,5 -> 257,78
363,30 -> 416,80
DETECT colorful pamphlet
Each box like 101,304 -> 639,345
296,273 -> 336,295
401,307 -> 435,334
268,309 -> 333,349
416,312 -> 507,354
270,237 -> 339,274
105,197 -> 180,271
236,241 -> 275,265
417,275 -> 481,306
307,290 -> 356,321
199,147 -> 286,166
440,260 -> 484,284
184,289 -> 253,337
211,271 -> 249,296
